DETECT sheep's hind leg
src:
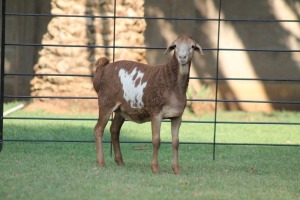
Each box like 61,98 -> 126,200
94,108 -> 111,167
171,117 -> 181,174
110,112 -> 125,166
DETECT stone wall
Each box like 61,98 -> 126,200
30,0 -> 146,99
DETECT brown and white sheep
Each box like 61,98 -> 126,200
93,34 -> 203,174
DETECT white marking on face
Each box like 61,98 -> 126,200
119,67 -> 147,108
179,64 -> 189,74
176,42 -> 193,65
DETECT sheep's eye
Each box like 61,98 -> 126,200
191,45 -> 195,49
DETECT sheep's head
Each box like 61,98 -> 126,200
164,34 -> 203,65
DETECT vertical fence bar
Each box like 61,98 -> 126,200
212,0 -> 222,160
112,0 -> 117,63
0,0 -> 6,152
110,0 -> 117,157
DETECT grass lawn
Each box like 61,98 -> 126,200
1,102 -> 300,200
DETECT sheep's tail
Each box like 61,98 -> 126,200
94,57 -> 109,73
93,57 -> 109,93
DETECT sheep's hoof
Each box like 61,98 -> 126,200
115,160 -> 125,166
151,165 -> 160,174
96,160 -> 106,167
172,166 -> 181,175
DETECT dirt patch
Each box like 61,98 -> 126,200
25,99 -> 99,116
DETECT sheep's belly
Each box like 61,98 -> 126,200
117,110 -> 151,124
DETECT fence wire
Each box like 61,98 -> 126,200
1,0 -> 300,156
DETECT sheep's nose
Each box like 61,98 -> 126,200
179,55 -> 187,59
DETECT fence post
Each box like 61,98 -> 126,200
108,0 -> 118,157
212,0 -> 222,160
0,0 -> 7,152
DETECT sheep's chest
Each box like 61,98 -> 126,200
162,93 -> 186,119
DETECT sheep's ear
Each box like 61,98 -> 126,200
193,43 -> 204,55
164,44 -> 176,55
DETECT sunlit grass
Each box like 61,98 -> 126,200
1,102 -> 300,200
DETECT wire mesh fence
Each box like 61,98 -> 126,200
1,0 -> 300,156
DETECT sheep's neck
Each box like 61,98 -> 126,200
167,54 -> 190,93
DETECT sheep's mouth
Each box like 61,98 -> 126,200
179,59 -> 188,65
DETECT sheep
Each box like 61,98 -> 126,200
93,34 -> 203,174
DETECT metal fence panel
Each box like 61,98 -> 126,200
1,0 -> 300,157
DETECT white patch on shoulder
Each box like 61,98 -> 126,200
118,67 -> 147,108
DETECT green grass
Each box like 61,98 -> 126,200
1,102 -> 300,200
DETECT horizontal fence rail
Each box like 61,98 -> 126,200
4,42 -> 300,52
3,96 -> 300,107
5,11 -> 300,23
4,73 -> 300,82
1,0 -> 300,157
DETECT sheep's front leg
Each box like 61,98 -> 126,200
151,116 -> 162,174
171,117 -> 181,174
